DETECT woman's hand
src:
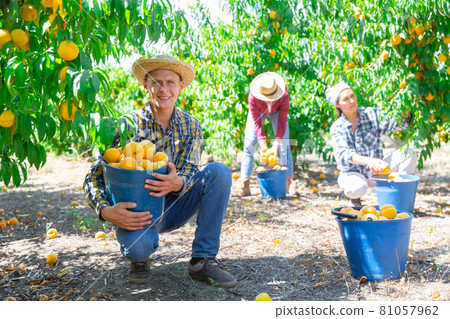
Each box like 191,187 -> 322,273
269,138 -> 282,159
368,158 -> 389,174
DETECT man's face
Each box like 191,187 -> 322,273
144,69 -> 185,111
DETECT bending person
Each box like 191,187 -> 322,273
234,72 -> 294,197
326,81 -> 417,206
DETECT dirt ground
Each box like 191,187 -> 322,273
0,143 -> 449,302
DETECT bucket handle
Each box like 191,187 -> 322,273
331,207 -> 358,219
370,174 -> 389,182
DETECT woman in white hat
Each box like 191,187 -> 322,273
327,81 -> 417,206
234,72 -> 294,197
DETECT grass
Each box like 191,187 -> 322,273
71,207 -> 104,231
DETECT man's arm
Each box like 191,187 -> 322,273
83,157 -> 111,221
146,120 -> 203,196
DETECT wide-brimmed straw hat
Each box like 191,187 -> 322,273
250,72 -> 286,102
132,55 -> 196,86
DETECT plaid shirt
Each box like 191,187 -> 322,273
330,107 -> 410,177
83,104 -> 203,218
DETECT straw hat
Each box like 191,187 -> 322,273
132,55 -> 195,86
250,72 -> 286,102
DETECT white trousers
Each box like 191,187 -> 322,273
338,147 -> 418,199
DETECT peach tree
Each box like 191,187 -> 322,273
0,0 -> 187,186
168,0 -> 449,169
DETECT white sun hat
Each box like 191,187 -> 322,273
325,81 -> 351,106
250,72 -> 286,102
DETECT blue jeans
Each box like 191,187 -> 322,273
241,111 -> 294,178
116,162 -> 231,262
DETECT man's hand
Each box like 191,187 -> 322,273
144,162 -> 183,197
100,202 -> 152,231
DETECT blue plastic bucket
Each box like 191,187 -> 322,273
335,211 -> 413,282
102,160 -> 169,227
256,169 -> 288,200
374,174 -> 420,213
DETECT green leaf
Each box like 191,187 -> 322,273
37,115 -> 47,142
26,143 -> 37,168
20,162 -> 28,184
1,162 -> 12,186
11,162 -> 21,187
99,117 -> 116,146
46,117 -> 57,141
13,135 -> 25,161
79,70 -> 91,95
37,144 -> 47,169
91,73 -> 101,93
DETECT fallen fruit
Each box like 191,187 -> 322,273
46,253 -> 57,265
95,231 -> 106,239
7,217 -> 18,226
256,292 -> 272,301
46,228 -> 58,239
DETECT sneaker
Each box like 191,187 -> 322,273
188,258 -> 236,288
232,178 -> 251,197
350,198 -> 362,207
128,259 -> 152,284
